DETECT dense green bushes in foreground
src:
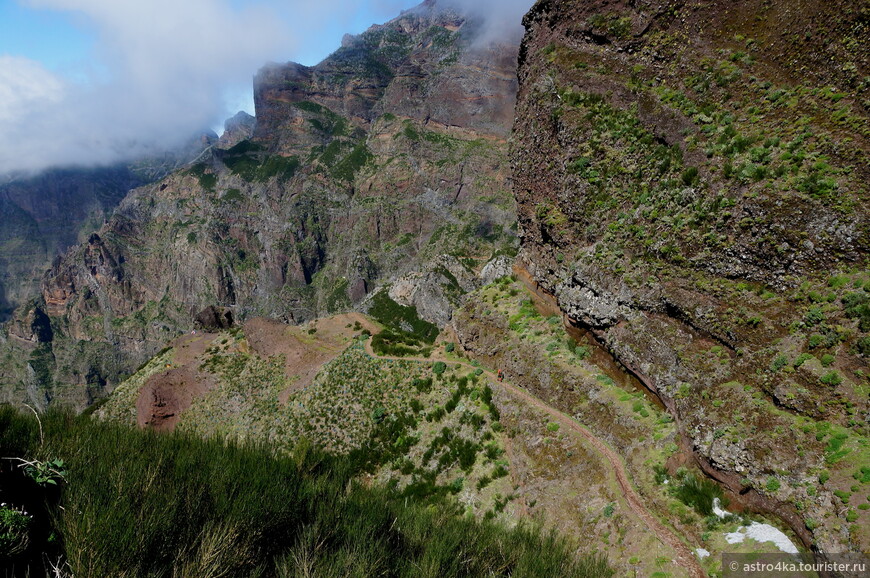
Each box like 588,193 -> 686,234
0,406 -> 611,577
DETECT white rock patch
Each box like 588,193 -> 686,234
724,522 -> 799,554
695,548 -> 710,559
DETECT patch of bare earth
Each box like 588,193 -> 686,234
136,332 -> 220,431
245,314 -> 378,402
136,314 -> 380,430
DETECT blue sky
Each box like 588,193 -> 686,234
0,0 -> 529,173
0,1 -> 94,71
0,0 -> 419,71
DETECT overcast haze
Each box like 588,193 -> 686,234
0,0 -> 532,175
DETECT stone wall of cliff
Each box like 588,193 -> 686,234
512,0 -> 868,555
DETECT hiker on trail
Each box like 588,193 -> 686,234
497,369 -> 504,382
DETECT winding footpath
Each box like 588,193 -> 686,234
362,339 -> 705,578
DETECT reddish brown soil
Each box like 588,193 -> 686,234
136,332 -> 219,431
135,314 -> 380,430
245,314 -> 379,402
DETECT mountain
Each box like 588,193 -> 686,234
0,1 -> 519,409
507,0 -> 868,558
0,132 -> 219,322
0,166 -> 147,322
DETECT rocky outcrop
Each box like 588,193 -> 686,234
387,255 -> 479,327
0,167 -> 143,322
514,0 -> 868,555
0,133 -> 219,323
194,306 -> 235,331
217,112 -> 255,150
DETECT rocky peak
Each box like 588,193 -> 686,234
217,111 -> 256,150
253,0 -> 518,153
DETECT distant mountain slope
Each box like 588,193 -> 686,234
0,167 -> 145,321
0,132 -> 219,322
1,0 -> 519,409
512,0 -> 868,556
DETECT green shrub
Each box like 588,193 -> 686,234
330,143 -> 373,182
370,328 -> 429,357
834,489 -> 851,504
371,406 -> 387,423
770,354 -> 789,372
188,163 -> 216,191
820,371 -> 843,386
574,345 -> 590,360
804,307 -> 825,326
825,432 -> 851,464
808,334 -> 826,348
445,342 -> 455,353
766,477 -> 781,492
681,166 -> 699,186
0,505 -> 31,558
828,275 -> 849,289
221,188 -> 244,203
412,377 -> 433,393
0,406 -> 612,578
672,472 -> 724,516
843,292 -> 870,331
820,354 -> 836,367
368,292 -> 438,344
432,361 -> 447,375
220,141 -> 300,182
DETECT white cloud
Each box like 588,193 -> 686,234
0,56 -> 65,125
0,0 -> 532,174
1,0 -> 298,173
442,0 -> 532,47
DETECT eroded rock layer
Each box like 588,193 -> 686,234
513,0 -> 868,555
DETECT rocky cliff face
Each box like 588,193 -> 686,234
0,167 -> 146,322
0,133 -> 219,323
217,111 -> 255,150
1,0 -> 519,409
513,0 -> 868,555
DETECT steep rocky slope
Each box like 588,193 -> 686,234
0,0 -> 519,409
0,133 -> 219,322
0,167 -> 148,322
511,0 -> 868,556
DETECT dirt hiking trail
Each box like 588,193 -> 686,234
362,338 -> 705,578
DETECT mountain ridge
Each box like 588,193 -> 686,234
0,0 -> 520,410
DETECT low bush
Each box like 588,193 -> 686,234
0,406 -> 611,577
672,472 -> 725,516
